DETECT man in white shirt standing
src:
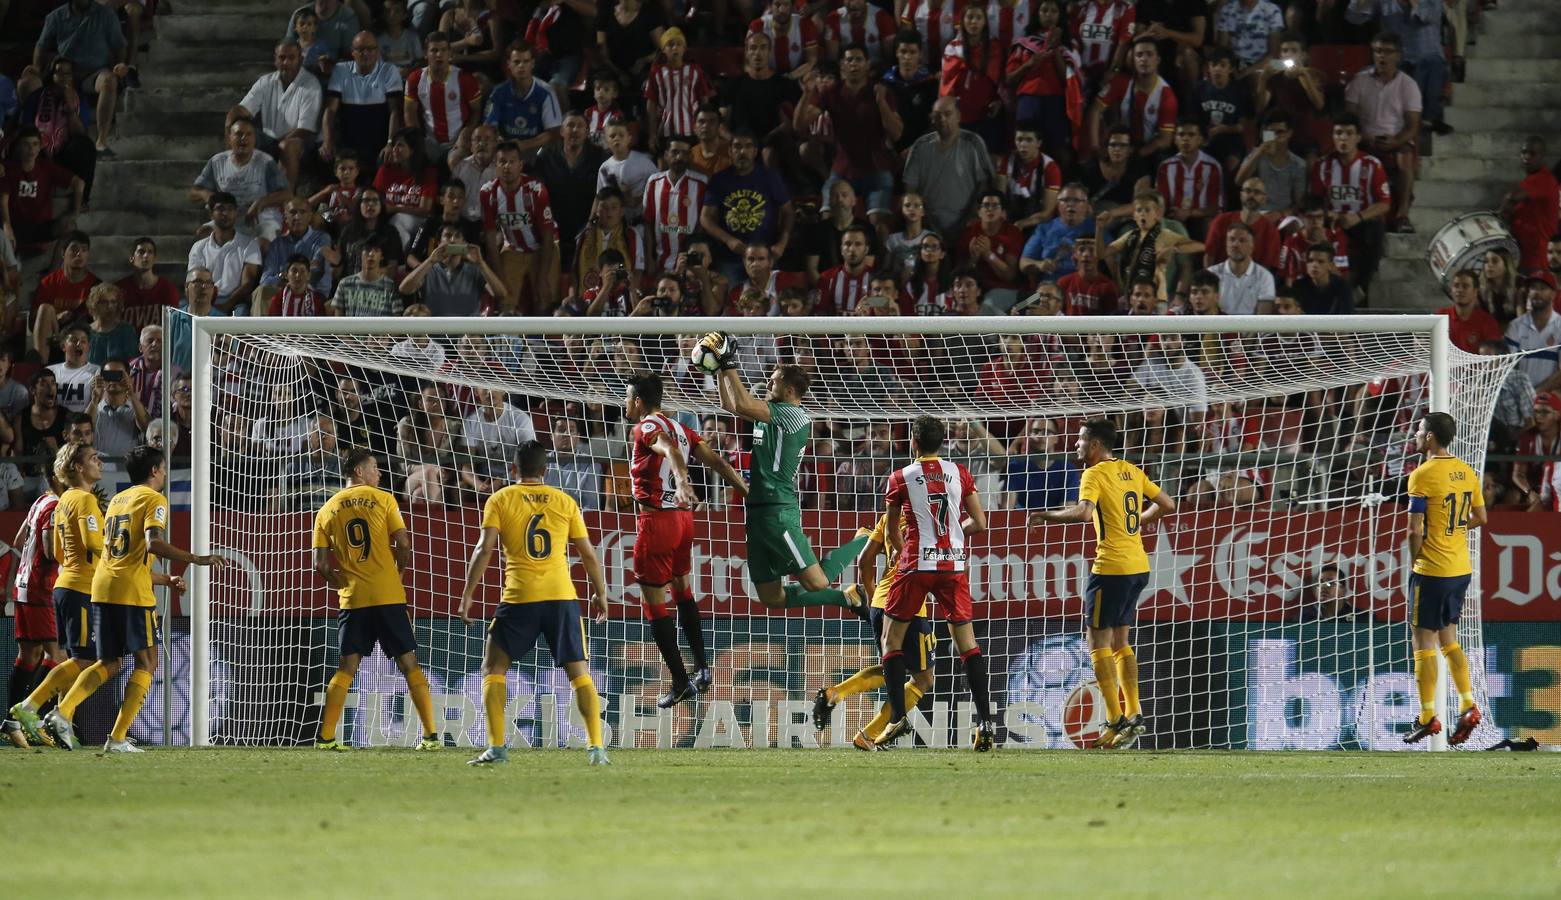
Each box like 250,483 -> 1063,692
230,40 -> 323,191
1206,222 -> 1276,314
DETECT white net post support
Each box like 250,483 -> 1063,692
184,313 -> 1510,751
1428,316 -> 1451,753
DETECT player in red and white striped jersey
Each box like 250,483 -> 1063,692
1309,114 -> 1391,288
1156,119 -> 1225,236
643,137 -> 709,272
824,0 -> 898,64
900,0 -> 962,60
643,29 -> 712,147
625,374 -> 749,708
1072,0 -> 1135,82
877,416 -> 995,750
5,483 -> 61,740
816,225 -> 874,314
480,142 -> 559,314
403,33 -> 482,156
750,0 -> 819,75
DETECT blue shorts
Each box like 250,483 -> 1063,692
338,605 -> 418,659
93,604 -> 160,660
489,600 -> 587,667
1085,572 -> 1150,630
55,587 -> 96,659
1409,573 -> 1470,632
871,607 -> 935,673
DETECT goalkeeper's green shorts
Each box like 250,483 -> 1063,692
745,504 -> 818,585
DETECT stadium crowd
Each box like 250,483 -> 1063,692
0,0 -> 1558,517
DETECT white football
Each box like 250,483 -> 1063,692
690,337 -> 724,373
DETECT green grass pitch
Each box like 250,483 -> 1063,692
6,748 -> 1560,897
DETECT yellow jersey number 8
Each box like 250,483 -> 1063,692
1122,491 -> 1140,535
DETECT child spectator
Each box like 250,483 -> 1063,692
1190,48 -> 1252,178
308,149 -> 362,231
1004,0 -> 1073,166
1057,238 -> 1119,315
883,192 -> 931,280
270,255 -> 329,315
643,28 -> 711,152
377,0 -> 423,75
584,72 -> 631,150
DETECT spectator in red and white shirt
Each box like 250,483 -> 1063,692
1205,177 -> 1282,270
900,0 -> 961,60
750,0 -> 819,76
940,5 -> 1005,147
643,28 -> 711,152
373,128 -> 439,248
1057,238 -> 1119,314
1278,193 -> 1350,285
1514,391 -> 1561,506
480,141 -> 559,314
957,189 -> 1024,296
403,31 -> 482,164
998,124 -> 1063,229
825,0 -> 898,65
1156,118 -> 1224,240
1089,37 -> 1177,159
1437,268 -> 1502,354
643,137 -> 708,272
1004,2 -> 1073,165
728,243 -> 804,313
269,254 -> 329,316
817,225 -> 875,314
1072,0 -> 1135,85
1310,113 -> 1390,293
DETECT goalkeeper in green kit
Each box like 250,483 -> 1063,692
702,332 -> 871,616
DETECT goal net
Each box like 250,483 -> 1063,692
186,314 -> 1512,751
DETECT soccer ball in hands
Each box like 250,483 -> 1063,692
690,333 -> 729,373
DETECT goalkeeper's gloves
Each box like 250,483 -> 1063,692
702,331 -> 740,371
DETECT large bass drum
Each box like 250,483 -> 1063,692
1426,211 -> 1518,291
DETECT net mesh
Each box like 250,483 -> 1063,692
191,318 -> 1513,750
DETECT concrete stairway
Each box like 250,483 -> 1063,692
84,0 -> 283,283
1374,0 -> 1559,311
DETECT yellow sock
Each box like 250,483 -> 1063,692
110,670 -> 153,743
57,662 -> 108,721
1115,646 -> 1141,718
1441,642 -> 1475,713
404,667 -> 437,739
572,674 -> 604,749
319,672 -> 353,742
862,701 -> 892,739
1091,649 -> 1122,722
482,675 -> 507,749
903,682 -> 925,716
23,657 -> 81,709
830,665 -> 885,703
1414,648 -> 1440,722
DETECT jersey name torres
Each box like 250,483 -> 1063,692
885,456 -> 976,574
312,484 -> 409,609
631,414 -> 704,509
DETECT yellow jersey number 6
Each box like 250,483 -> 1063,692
526,514 -> 552,560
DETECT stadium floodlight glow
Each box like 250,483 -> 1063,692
187,314 -> 1507,751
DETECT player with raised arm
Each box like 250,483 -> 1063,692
459,440 -> 612,766
1032,419 -> 1176,750
701,334 -> 870,615
810,507 -> 943,751
43,445 -> 226,752
4,471 -> 64,746
312,448 -> 441,752
1404,412 -> 1487,746
877,416 -> 994,751
625,374 -> 749,708
9,443 -> 107,744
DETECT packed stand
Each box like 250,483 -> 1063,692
0,0 -> 1553,516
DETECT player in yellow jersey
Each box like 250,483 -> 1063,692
810,512 -> 937,751
42,445 -> 229,752
311,447 -> 442,752
1404,412 -> 1487,746
1033,419 -> 1176,749
458,441 -> 611,766
10,442 -> 107,743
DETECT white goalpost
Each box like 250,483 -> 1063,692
184,314 -> 1513,752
